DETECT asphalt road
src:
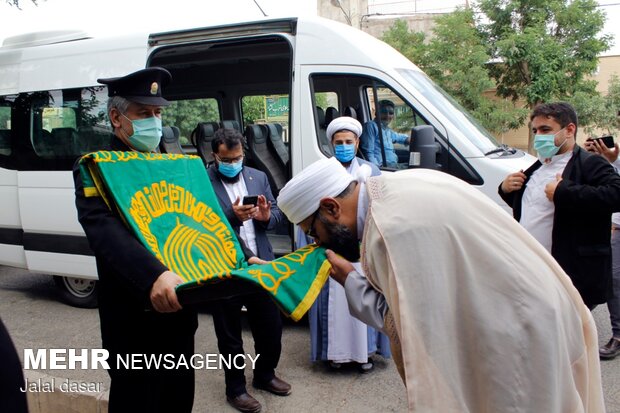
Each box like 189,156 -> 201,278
1,265 -> 619,412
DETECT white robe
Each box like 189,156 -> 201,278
360,169 -> 604,412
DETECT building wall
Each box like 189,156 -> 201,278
317,0 -> 368,29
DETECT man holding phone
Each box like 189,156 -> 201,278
585,136 -> 620,359
207,128 -> 289,413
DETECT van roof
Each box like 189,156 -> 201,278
2,30 -> 91,48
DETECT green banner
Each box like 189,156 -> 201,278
265,95 -> 289,121
79,151 -> 328,320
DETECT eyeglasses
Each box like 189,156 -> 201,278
305,210 -> 319,239
381,109 -> 395,115
215,154 -> 244,164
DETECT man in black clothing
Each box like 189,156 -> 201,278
499,102 -> 620,308
73,67 -> 197,412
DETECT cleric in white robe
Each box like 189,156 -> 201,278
278,158 -> 605,413
303,116 -> 391,370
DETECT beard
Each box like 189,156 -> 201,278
318,213 -> 360,262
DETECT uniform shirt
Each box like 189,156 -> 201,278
520,151 -> 572,252
221,174 -> 258,255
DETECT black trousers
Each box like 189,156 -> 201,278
211,291 -> 282,397
0,317 -> 28,413
98,289 -> 198,413
107,334 -> 195,413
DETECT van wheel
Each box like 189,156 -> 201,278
53,276 -> 98,308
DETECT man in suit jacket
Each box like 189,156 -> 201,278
498,101 -> 620,309
73,67 -> 198,412
207,128 -> 291,413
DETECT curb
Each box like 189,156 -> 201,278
24,371 -> 109,413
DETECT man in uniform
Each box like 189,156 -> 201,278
73,67 -> 198,412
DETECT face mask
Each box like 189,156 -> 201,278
217,160 -> 243,178
122,114 -> 162,152
533,128 -> 567,160
334,143 -> 356,163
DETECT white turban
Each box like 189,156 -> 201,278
277,157 -> 355,224
326,116 -> 362,141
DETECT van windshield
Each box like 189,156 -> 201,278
397,69 -> 500,154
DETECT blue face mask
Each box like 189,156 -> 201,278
122,114 -> 162,152
334,143 -> 356,163
218,160 -> 243,178
533,128 -> 567,160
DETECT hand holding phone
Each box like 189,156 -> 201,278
597,135 -> 615,149
242,195 -> 259,206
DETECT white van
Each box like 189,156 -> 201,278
0,17 -> 535,307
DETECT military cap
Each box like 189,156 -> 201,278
97,67 -> 172,106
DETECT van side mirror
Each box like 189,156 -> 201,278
409,125 -> 440,170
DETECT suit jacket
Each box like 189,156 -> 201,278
208,166 -> 283,261
499,145 -> 620,307
73,138 -> 197,354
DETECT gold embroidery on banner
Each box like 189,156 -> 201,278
89,151 -> 198,164
163,219 -> 236,283
128,182 -> 238,281
249,244 -> 318,294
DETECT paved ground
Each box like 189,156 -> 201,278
1,265 -> 619,412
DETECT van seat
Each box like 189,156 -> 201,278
325,107 -> 340,127
49,127 -> 79,157
160,126 -> 185,154
262,123 -> 289,171
316,107 -> 333,155
221,120 -> 241,132
190,122 -> 219,167
344,106 -> 357,121
244,124 -> 287,196
0,129 -> 11,155
77,126 -> 113,153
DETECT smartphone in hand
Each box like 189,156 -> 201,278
597,135 -> 615,149
242,195 -> 259,206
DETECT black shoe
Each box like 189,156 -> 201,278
600,337 -> 620,360
226,392 -> 262,413
252,376 -> 292,396
328,361 -> 342,370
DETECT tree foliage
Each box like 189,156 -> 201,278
570,75 -> 620,136
478,0 -> 611,108
163,99 -> 219,145
382,1 -> 614,147
382,13 -> 526,135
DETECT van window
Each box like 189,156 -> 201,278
0,87 -> 111,171
310,73 -> 481,184
241,94 -> 289,142
164,98 -> 220,146
397,69 -> 499,153
32,88 -> 111,162
315,92 -> 338,113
